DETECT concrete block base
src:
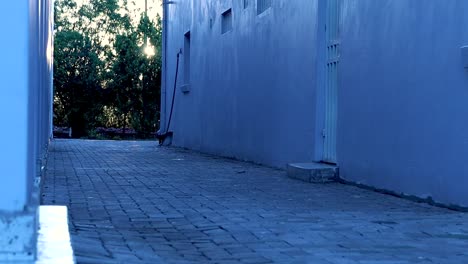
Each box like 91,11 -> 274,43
0,206 -> 74,264
287,162 -> 338,183
0,211 -> 37,263
36,206 -> 74,264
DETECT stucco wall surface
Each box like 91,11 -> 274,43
0,0 -> 53,260
163,0 -> 321,167
339,0 -> 468,207
0,1 -> 30,212
163,0 -> 468,207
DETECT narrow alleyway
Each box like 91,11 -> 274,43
42,139 -> 468,264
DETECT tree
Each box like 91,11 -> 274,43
132,13 -> 162,136
54,29 -> 103,137
53,0 -> 162,138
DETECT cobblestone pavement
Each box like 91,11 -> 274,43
42,139 -> 468,264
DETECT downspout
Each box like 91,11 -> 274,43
159,0 -> 169,135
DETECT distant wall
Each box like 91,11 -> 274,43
339,0 -> 468,207
163,0 -> 321,167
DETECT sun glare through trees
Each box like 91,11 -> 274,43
53,0 -> 162,139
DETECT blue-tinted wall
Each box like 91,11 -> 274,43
0,0 -> 53,261
339,0 -> 468,207
162,0 -> 321,166
162,0 -> 468,207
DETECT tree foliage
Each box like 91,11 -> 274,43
54,0 -> 162,138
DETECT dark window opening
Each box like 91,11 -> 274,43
257,0 -> 271,15
221,9 -> 233,34
184,31 -> 191,84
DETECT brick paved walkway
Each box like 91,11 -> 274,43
42,139 -> 468,264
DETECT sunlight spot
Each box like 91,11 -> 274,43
144,45 -> 155,57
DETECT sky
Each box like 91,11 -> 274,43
126,0 -> 162,20
75,0 -> 162,20
69,0 -> 162,55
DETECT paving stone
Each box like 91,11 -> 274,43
74,255 -> 116,264
42,139 -> 468,264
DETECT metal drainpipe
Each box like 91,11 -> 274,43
160,0 -> 169,134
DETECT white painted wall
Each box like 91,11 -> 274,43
163,0 -> 468,207
0,0 -> 53,260
0,1 -> 30,212
162,0 -> 321,166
